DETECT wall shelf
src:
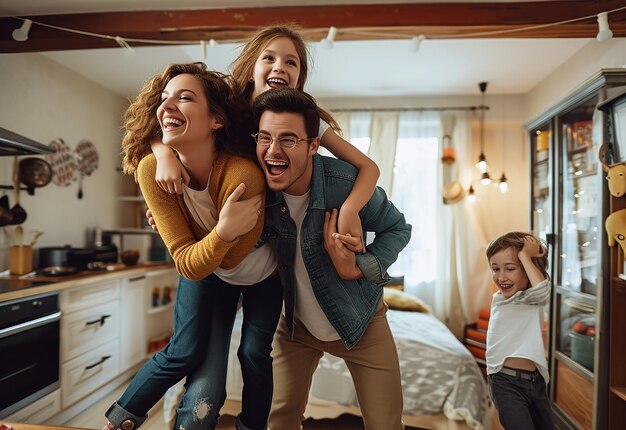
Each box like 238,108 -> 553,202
147,302 -> 174,315
610,387 -> 626,402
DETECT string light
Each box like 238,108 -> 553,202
12,18 -> 31,41
320,26 -> 337,49
410,35 -> 425,52
596,12 -> 613,41
8,5 -> 625,52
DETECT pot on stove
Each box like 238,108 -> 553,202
36,245 -> 95,271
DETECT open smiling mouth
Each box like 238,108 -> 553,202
267,78 -> 288,89
265,159 -> 288,176
162,117 -> 184,131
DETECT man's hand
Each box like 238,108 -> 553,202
323,209 -> 363,280
214,183 -> 263,242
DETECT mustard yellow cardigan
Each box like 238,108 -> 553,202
136,152 -> 265,281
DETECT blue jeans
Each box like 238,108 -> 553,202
488,370 -> 554,430
109,273 -> 282,430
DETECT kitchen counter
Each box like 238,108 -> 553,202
0,262 -> 174,302
2,423 -> 90,430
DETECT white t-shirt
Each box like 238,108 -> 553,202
284,191 -> 340,341
486,279 -> 550,383
182,175 -> 277,285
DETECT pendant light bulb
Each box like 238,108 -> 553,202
481,171 -> 491,186
476,152 -> 488,173
468,186 -> 477,203
499,172 -> 508,193
596,12 -> 613,42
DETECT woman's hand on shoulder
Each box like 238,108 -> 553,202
215,183 -> 263,242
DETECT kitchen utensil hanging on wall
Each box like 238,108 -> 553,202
46,138 -> 77,186
0,193 -> 12,226
19,157 -> 53,194
9,156 -> 27,225
75,139 -> 99,199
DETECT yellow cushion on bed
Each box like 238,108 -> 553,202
383,288 -> 431,313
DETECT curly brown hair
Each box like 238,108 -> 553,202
230,24 -> 339,132
121,62 -> 252,175
486,231 -> 548,277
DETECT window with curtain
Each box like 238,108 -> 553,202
344,111 -> 441,307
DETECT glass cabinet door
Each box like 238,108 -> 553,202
555,94 -> 600,374
531,124 -> 552,244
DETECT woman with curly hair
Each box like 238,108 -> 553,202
104,62 -> 282,430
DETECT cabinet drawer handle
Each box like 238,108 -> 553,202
85,314 -> 111,326
85,355 -> 111,370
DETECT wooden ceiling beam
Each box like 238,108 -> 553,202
1,1 -> 625,53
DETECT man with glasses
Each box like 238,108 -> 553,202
251,88 -> 411,430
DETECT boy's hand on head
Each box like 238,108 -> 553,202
336,203 -> 365,253
324,209 -> 363,280
215,183 -> 263,242
519,235 -> 546,259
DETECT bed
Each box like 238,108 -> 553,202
223,305 -> 492,430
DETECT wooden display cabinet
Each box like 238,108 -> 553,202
527,69 -> 626,430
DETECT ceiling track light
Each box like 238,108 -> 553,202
410,35 -> 425,52
321,26 -> 337,49
12,18 -> 32,42
596,12 -> 613,42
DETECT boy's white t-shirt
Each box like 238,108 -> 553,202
486,279 -> 550,384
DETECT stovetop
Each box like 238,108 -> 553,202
0,278 -> 53,294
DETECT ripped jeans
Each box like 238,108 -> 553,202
108,273 -> 282,430
174,274 -> 282,430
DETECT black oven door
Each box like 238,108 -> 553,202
0,294 -> 61,418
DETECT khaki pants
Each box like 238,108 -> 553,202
269,300 -> 404,430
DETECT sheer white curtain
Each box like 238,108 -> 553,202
436,112 -> 493,338
367,111 -> 399,194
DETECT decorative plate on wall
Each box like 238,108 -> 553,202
46,138 -> 77,186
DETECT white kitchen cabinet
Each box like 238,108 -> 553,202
120,268 -> 177,371
119,274 -> 147,372
61,339 -> 119,407
61,299 -> 120,361
144,268 -> 177,354
60,278 -> 121,408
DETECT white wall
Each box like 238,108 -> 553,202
0,53 -> 128,270
525,38 -> 626,124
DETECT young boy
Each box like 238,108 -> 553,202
485,232 -> 554,430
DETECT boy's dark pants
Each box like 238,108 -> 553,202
488,369 -> 555,430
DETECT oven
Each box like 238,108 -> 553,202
0,292 -> 60,418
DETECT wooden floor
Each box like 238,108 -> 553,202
62,382 -> 425,430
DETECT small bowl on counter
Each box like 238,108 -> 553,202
121,249 -> 140,266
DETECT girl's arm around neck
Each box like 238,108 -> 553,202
320,129 -> 380,252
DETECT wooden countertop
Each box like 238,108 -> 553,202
2,423 -> 91,430
0,262 -> 175,302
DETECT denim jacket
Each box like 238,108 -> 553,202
261,154 -> 411,349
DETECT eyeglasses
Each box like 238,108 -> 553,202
251,132 -> 315,149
